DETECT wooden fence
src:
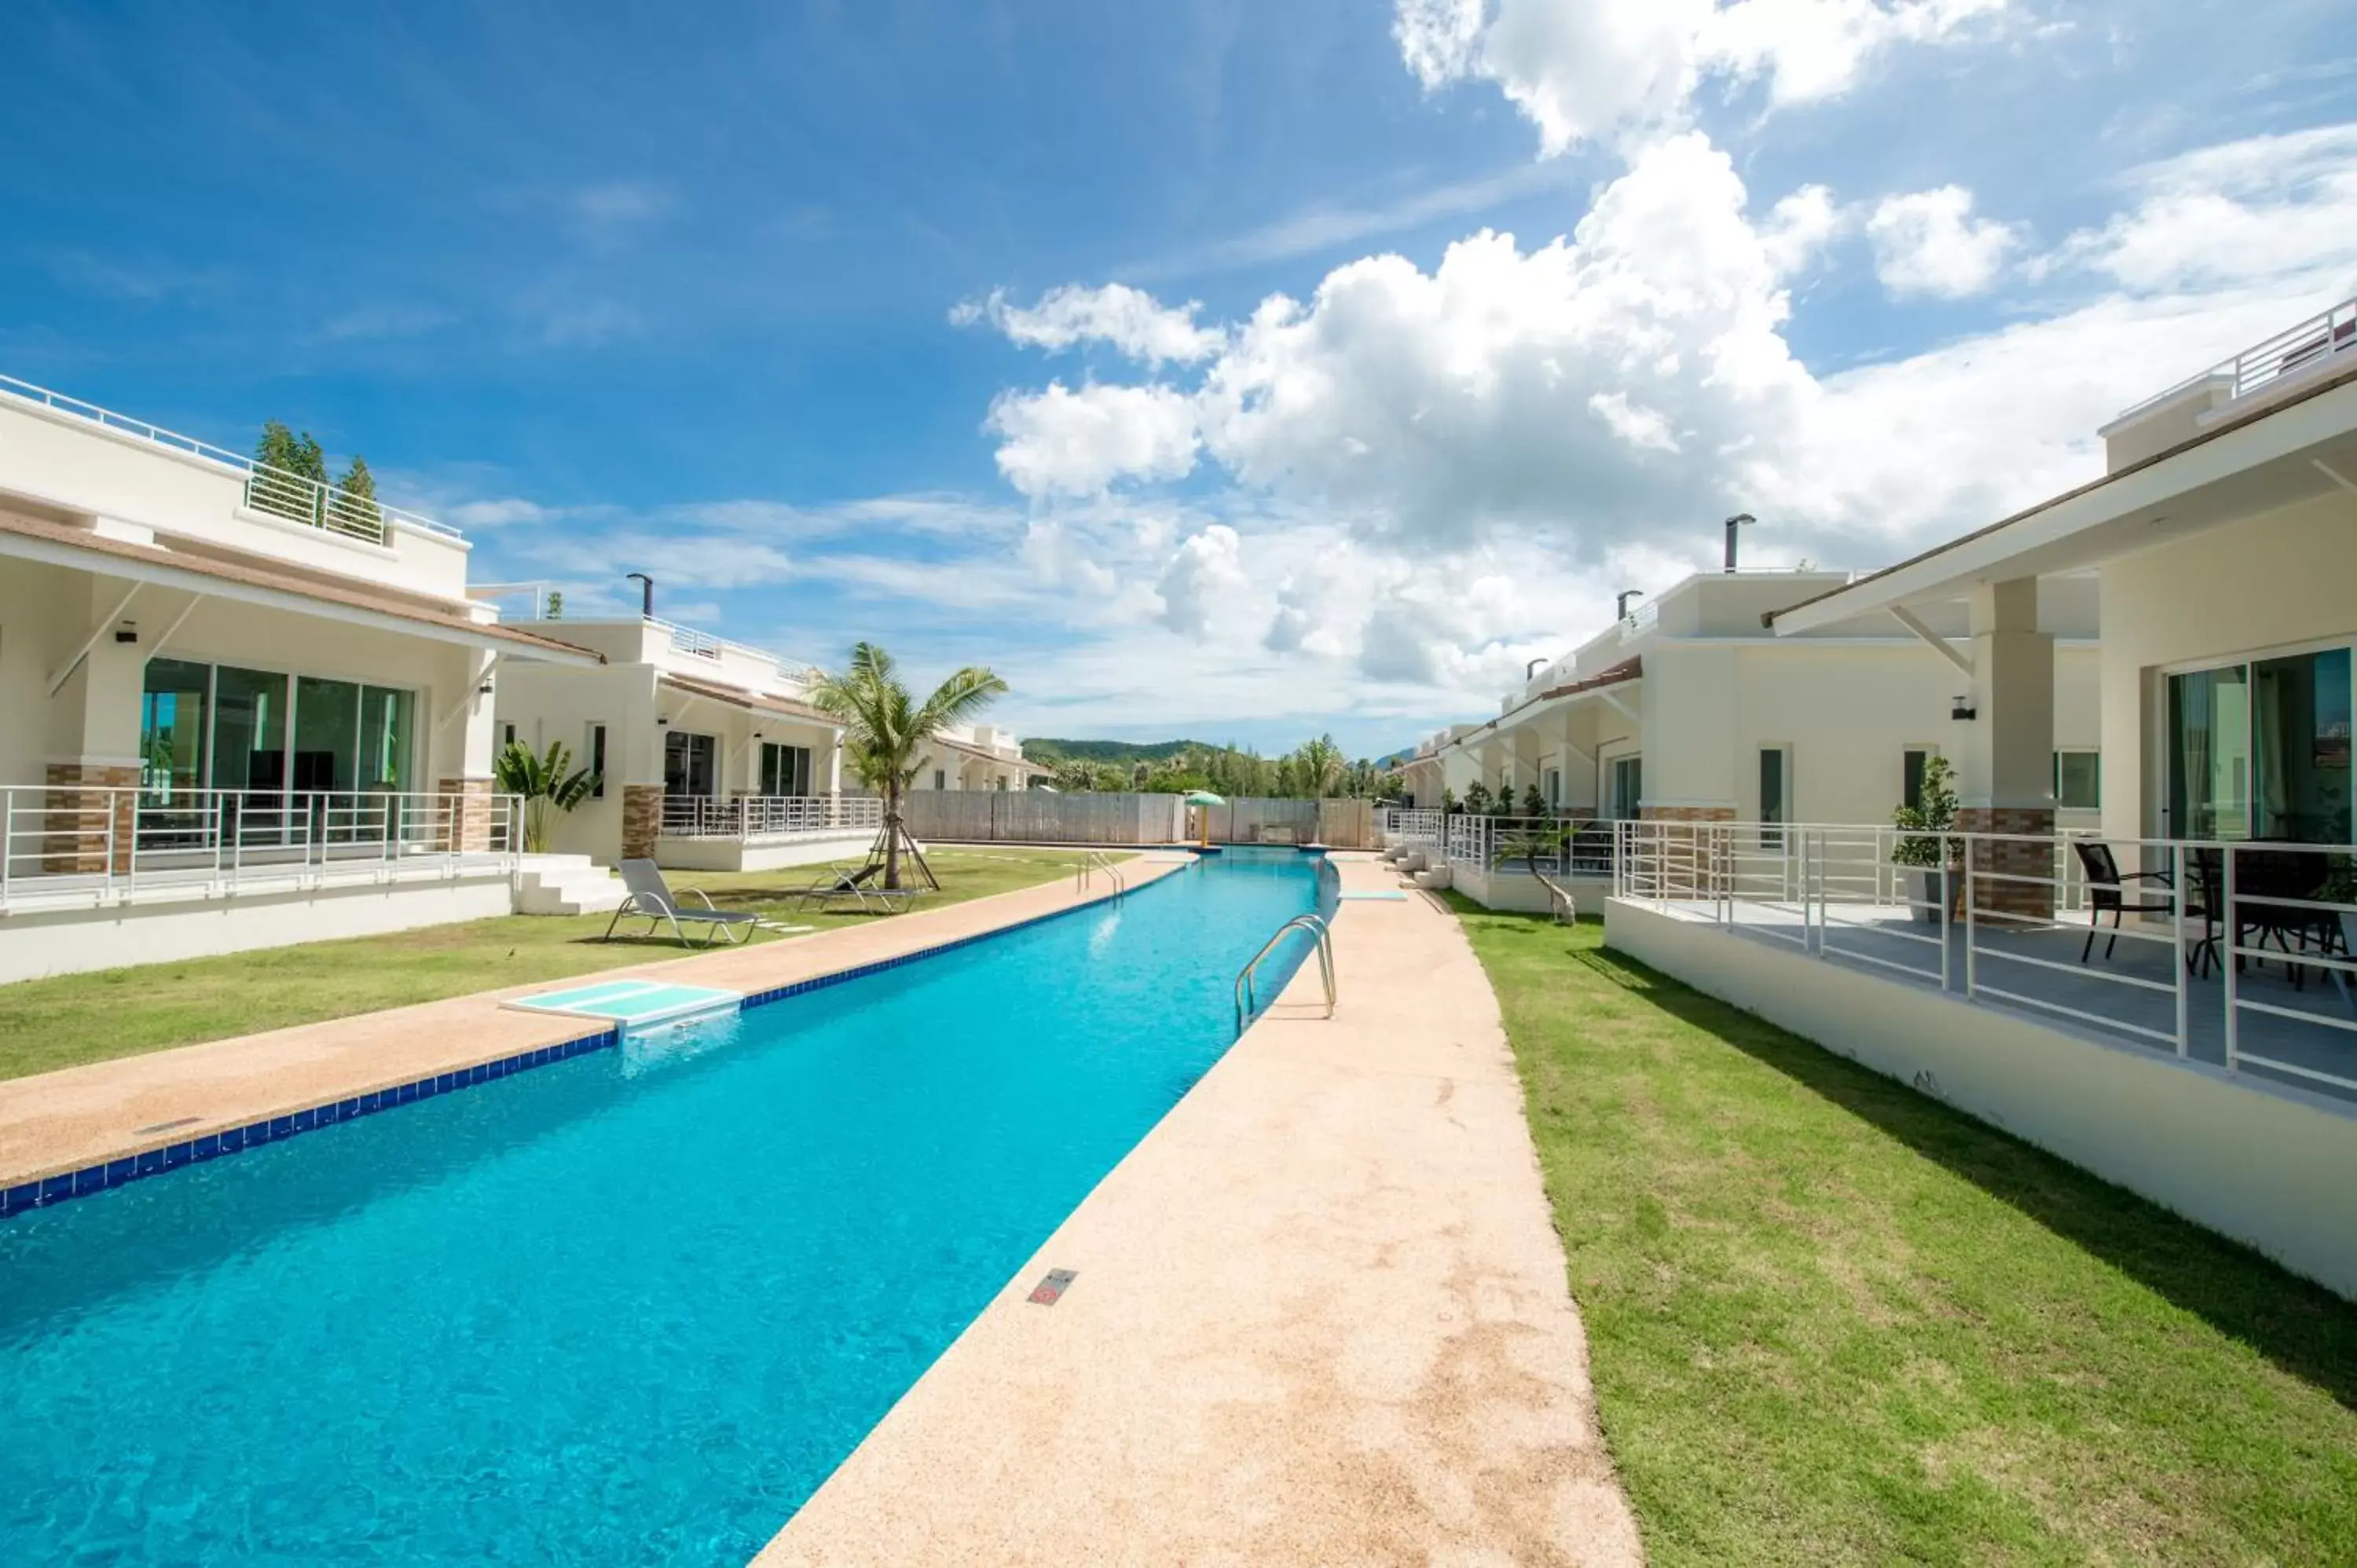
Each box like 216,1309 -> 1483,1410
892,791 -> 1379,849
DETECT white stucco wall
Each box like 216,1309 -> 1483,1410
2097,489 -> 2357,842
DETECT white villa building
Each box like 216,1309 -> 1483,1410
910,723 -> 1048,793
0,373 -> 603,981
1395,566 -> 2101,912
1602,299 -> 2357,1299
489,606 -> 873,874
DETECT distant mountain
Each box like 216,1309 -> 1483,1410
1021,738 -> 1213,765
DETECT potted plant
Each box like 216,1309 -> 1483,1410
1890,754 -> 1962,925
1463,782 -> 1492,816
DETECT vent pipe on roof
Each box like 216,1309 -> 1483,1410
1616,589 -> 1643,620
1723,513 -> 1755,573
1526,657 -> 1547,679
626,572 -> 654,617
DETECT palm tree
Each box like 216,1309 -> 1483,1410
810,643 -> 1008,890
1292,735 -> 1345,798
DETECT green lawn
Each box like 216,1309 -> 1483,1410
0,848 -> 1094,1083
1450,898 -> 2357,1567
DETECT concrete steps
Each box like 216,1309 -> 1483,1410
515,854 -> 629,916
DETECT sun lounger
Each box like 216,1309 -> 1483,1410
602,859 -> 762,946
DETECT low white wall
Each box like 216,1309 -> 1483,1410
1604,897 -> 2357,1299
0,877 -> 516,984
1455,864 -> 1611,916
652,831 -> 874,873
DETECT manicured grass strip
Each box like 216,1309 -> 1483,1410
1450,899 -> 2357,1568
0,849 -> 1092,1081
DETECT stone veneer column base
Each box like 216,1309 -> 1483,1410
1637,805 -> 1736,898
621,785 -> 665,861
436,777 -> 497,853
43,762 -> 138,874
1953,805 -> 2057,922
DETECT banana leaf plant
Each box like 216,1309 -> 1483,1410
493,739 -> 600,854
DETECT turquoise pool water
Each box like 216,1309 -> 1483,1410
0,850 -> 1326,1563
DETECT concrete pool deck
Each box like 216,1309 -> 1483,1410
0,855 -> 1186,1192
760,852 -> 1640,1566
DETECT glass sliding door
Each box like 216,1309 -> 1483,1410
2171,650 -> 2355,844
359,687 -> 416,794
294,676 -> 361,794
1607,756 -> 1643,820
140,658 -> 211,801
665,731 -> 717,799
2253,648 -> 2352,844
760,742 -> 811,797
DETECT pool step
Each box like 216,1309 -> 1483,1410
515,854 -> 630,916
503,977 -> 744,1032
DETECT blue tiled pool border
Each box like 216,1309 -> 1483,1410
0,871 -> 1175,1224
0,1028 -> 621,1222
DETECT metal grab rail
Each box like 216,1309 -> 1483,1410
1233,913 -> 1336,1034
1076,849 -> 1127,896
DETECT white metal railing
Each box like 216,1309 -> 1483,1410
0,372 -> 464,546
2113,296 -> 2357,426
656,794 -> 879,841
1614,820 -> 2357,1096
1382,808 -> 1446,844
1442,813 -> 1616,879
648,617 -> 818,686
0,786 -> 519,911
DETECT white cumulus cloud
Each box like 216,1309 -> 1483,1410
1866,185 -> 2022,298
954,283 -> 1224,367
1395,0 -> 2007,156
984,381 -> 1200,498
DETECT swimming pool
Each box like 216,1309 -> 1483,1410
0,849 -> 1327,1563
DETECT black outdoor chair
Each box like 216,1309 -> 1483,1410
2186,845 -> 2341,989
2072,840 -> 2175,964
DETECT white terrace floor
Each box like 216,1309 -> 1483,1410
1648,897 -> 2357,1106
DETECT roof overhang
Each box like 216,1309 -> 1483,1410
1439,659 -> 1643,755
1770,365 -> 2357,637
0,515 -> 602,665
658,672 -> 840,727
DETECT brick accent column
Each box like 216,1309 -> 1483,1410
621,785 -> 665,860
1638,805 -> 1735,897
42,762 -> 137,874
436,777 -> 497,853
1953,805 -> 2056,922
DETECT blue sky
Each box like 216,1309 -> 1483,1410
5,1 -> 2356,757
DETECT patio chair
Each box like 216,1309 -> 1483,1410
793,858 -> 926,915
2072,841 -> 2175,964
602,859 -> 761,947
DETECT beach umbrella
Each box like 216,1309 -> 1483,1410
1183,789 -> 1224,848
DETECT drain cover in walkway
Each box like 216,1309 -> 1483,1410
1028,1268 -> 1076,1306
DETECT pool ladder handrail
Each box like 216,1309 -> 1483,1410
1076,850 -> 1127,897
1233,913 -> 1336,1035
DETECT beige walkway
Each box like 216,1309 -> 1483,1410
0,859 -> 1182,1190
761,853 -> 1640,1567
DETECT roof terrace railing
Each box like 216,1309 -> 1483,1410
651,617 -> 818,684
0,372 -> 465,547
2112,295 -> 2357,427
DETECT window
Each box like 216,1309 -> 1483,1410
759,742 -> 811,797
2053,750 -> 2100,811
500,722 -> 517,748
1607,756 -> 1643,819
1903,748 -> 1935,813
933,768 -> 947,791
1543,767 -> 1562,809
1759,747 -> 1789,838
140,658 -> 211,799
586,724 -> 608,799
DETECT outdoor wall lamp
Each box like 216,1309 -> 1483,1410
113,622 -> 138,644
1951,695 -> 1978,721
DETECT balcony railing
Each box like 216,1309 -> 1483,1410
0,786 -> 521,912
657,794 -> 882,842
2113,295 -> 2357,427
1378,807 -> 1445,844
1615,819 -> 2357,1101
1442,813 -> 1616,880
0,372 -> 464,547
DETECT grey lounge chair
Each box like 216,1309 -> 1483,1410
794,858 -> 926,915
603,859 -> 761,946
